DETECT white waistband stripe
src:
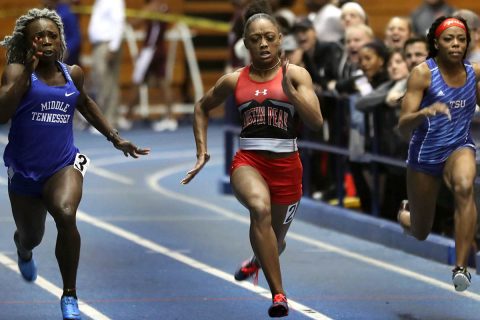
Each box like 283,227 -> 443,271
239,137 -> 298,152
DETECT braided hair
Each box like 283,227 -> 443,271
427,15 -> 471,59
0,8 -> 66,64
243,0 -> 278,37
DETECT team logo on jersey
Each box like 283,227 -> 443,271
254,89 -> 268,96
449,99 -> 466,108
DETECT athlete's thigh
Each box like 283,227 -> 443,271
271,201 -> 300,242
407,167 -> 441,227
230,166 -> 270,209
42,166 -> 83,217
443,147 -> 476,190
9,192 -> 47,234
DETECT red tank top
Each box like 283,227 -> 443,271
234,66 -> 298,152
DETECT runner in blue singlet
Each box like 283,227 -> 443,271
0,8 -> 150,320
397,15 -> 480,292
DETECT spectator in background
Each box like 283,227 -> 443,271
305,0 -> 344,43
293,16 -> 342,200
340,1 -> 367,30
271,0 -> 298,62
453,9 -> 480,63
356,47 -> 410,218
226,0 -> 253,73
42,0 -> 81,66
331,24 -> 375,95
403,36 -> 429,71
293,17 -> 342,95
88,0 -> 125,131
118,0 -> 175,132
328,24 -> 375,211
384,16 -> 412,51
410,0 -> 455,36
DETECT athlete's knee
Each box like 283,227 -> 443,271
248,199 -> 271,224
451,176 -> 474,199
51,203 -> 77,229
17,232 -> 43,250
410,226 -> 430,241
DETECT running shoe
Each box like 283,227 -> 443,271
234,257 -> 260,282
397,200 -> 410,234
268,293 -> 289,318
17,254 -> 37,282
61,296 -> 82,320
15,233 -> 37,282
452,266 -> 471,292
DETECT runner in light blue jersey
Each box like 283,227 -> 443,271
0,8 -> 150,319
397,15 -> 480,292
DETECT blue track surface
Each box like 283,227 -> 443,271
0,123 -> 479,320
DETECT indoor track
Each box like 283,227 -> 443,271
0,124 -> 479,320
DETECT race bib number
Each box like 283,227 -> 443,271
73,153 -> 90,177
283,202 -> 299,224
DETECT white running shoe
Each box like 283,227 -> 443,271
452,266 -> 471,292
116,116 -> 133,131
152,118 -> 178,132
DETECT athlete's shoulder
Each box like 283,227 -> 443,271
66,64 -> 85,88
285,63 -> 312,85
470,61 -> 480,80
217,68 -> 242,89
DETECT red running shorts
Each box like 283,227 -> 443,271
230,150 -> 303,204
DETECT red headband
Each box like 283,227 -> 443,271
434,18 -> 466,38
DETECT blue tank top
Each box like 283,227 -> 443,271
410,58 -> 477,163
4,62 -> 80,181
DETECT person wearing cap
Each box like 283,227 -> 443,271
397,16 -> 480,292
293,17 -> 342,93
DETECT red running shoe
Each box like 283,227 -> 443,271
234,257 -> 260,284
268,293 -> 289,317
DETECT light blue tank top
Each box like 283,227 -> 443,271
4,62 -> 80,181
410,58 -> 477,163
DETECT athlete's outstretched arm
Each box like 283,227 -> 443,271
398,63 -> 450,139
71,65 -> 150,158
181,71 -> 238,184
281,61 -> 323,130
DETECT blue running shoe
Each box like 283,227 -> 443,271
17,254 -> 37,282
61,296 -> 82,320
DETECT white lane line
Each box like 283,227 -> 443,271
146,161 -> 480,302
0,253 -> 111,320
0,134 -> 8,145
81,149 -> 220,185
88,165 -> 134,185
92,149 -> 221,166
76,210 -> 332,320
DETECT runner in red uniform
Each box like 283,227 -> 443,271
181,1 -> 323,317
